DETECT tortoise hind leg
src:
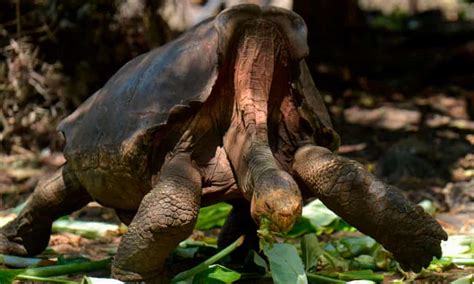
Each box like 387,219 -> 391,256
114,209 -> 136,226
111,153 -> 202,282
218,199 -> 259,264
0,165 -> 92,256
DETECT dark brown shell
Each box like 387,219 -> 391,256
58,5 -> 339,170
59,18 -> 219,166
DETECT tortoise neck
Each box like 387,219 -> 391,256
223,23 -> 288,198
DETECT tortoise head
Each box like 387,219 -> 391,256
219,5 -> 307,233
250,170 -> 302,232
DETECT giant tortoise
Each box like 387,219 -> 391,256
0,4 -> 447,282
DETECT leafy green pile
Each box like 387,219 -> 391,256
0,200 -> 473,283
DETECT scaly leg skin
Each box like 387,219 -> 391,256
111,153 -> 202,283
0,165 -> 92,256
293,145 -> 448,272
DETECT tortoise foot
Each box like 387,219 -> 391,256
111,264 -> 170,284
0,233 -> 28,256
384,206 -> 448,272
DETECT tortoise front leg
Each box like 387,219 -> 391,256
111,153 -> 202,282
0,165 -> 92,256
293,145 -> 447,272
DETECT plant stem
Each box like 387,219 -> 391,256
18,258 -> 111,278
171,235 -> 245,283
318,270 -> 384,282
0,254 -> 42,268
452,258 -> 474,266
307,273 -> 345,284
16,274 -> 79,283
338,271 -> 384,282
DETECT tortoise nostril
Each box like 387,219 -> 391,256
279,211 -> 292,217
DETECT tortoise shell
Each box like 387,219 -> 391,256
59,5 -> 339,178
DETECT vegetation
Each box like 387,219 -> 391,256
0,201 -> 473,282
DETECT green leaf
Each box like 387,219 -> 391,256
208,266 -> 240,283
251,251 -> 268,272
417,200 -> 436,215
192,264 -> 241,284
258,216 -> 275,250
337,270 -> 384,282
264,243 -> 308,284
18,258 -> 111,278
328,219 -> 354,233
318,270 -> 383,282
0,268 -> 24,283
442,235 -> 474,258
52,219 -> 119,238
300,200 -> 354,235
287,200 -> 355,238
195,203 -> 232,230
373,247 -> 395,271
335,236 -> 378,258
285,217 -> 317,238
320,250 -> 349,271
175,246 -> 200,259
57,256 -> 92,265
451,274 -> 474,284
172,236 -> 244,283
175,239 -> 218,260
350,255 -> 376,270
301,234 -> 324,272
0,254 -> 42,268
179,238 -> 218,248
302,200 -> 339,228
243,250 -> 268,273
438,235 -> 474,268
316,242 -> 350,271
306,273 -> 345,283
16,275 -> 79,283
0,215 -> 14,228
427,257 -> 453,271
81,276 -> 124,283
12,201 -> 28,215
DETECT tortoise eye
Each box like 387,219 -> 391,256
264,200 -> 272,211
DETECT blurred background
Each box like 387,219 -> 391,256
0,0 -> 473,242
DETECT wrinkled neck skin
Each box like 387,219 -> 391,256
224,21 -> 279,197
222,20 -> 302,232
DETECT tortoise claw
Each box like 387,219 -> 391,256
0,233 -> 28,256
